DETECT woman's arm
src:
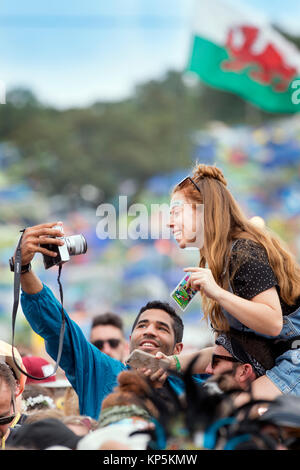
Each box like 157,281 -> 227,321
215,286 -> 283,336
155,346 -> 214,374
185,268 -> 283,337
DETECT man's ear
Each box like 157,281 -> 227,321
239,363 -> 255,383
173,342 -> 184,355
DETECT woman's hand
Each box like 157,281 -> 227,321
184,267 -> 223,300
138,352 -> 176,387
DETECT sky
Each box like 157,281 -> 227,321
0,0 -> 299,108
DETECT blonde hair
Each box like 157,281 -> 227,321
173,163 -> 300,331
24,408 -> 65,424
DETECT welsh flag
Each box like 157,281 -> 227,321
186,0 -> 300,113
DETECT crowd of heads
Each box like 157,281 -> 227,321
1,302 -> 300,451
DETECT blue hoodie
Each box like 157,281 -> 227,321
21,284 -> 207,420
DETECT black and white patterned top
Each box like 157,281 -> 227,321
228,239 -> 300,316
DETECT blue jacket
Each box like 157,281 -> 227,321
21,284 -> 207,420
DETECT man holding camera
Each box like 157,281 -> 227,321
15,222 -> 207,420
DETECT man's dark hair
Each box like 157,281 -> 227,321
221,328 -> 275,376
91,312 -> 124,333
131,300 -> 184,344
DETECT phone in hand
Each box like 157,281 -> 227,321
126,349 -> 170,373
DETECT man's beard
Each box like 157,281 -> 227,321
213,372 -> 242,393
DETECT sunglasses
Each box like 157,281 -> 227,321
0,398 -> 16,426
92,339 -> 121,350
211,354 -> 240,369
177,176 -> 202,194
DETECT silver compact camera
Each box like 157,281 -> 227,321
42,225 -> 87,269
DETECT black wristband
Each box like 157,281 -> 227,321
9,257 -> 31,274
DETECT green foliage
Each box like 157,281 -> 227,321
0,62 -> 295,204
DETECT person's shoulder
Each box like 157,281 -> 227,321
232,238 -> 263,251
231,238 -> 268,261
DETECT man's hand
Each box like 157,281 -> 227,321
138,352 -> 175,388
19,222 -> 65,265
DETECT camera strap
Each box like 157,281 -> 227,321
11,229 -> 66,381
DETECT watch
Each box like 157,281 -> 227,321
9,257 -> 32,274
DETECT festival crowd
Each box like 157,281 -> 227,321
1,164 -> 300,451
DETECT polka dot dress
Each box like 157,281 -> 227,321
228,239 -> 300,316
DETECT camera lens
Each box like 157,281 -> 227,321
65,235 -> 87,256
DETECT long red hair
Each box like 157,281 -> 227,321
172,164 -> 300,331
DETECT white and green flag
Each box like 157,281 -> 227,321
187,0 -> 300,113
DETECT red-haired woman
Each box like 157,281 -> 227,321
167,164 -> 300,403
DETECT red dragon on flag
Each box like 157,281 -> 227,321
222,26 -> 297,92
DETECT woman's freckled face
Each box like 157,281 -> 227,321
168,192 -> 203,249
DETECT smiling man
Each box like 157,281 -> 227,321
130,301 -> 184,357
17,221 -> 206,420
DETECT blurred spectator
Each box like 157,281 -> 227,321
22,384 -> 56,413
57,387 -> 80,416
61,415 -> 98,436
22,355 -> 71,390
8,418 -> 81,450
76,423 -> 151,450
24,408 -> 65,424
90,312 -> 129,362
22,355 -> 75,409
204,329 -> 275,392
0,362 -> 19,449
259,395 -> 300,450
78,370 -> 161,450
0,341 -> 28,449
99,369 -> 159,427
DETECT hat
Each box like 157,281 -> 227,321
22,356 -> 71,387
10,418 -> 81,450
0,340 -> 23,380
0,340 -> 26,395
215,333 -> 266,377
22,356 -> 56,385
98,404 -> 152,428
259,395 -> 300,428
77,422 -> 151,450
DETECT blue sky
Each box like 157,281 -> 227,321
0,0 -> 299,108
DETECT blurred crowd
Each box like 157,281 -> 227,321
2,115 -> 300,451
2,114 -> 300,352
1,309 -> 300,451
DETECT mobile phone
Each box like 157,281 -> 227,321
126,349 -> 170,372
170,273 -> 198,311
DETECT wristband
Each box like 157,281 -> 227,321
9,257 -> 31,274
173,355 -> 181,372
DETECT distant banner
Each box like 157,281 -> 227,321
186,0 -> 300,113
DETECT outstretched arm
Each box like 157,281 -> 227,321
17,221 -> 125,419
153,346 -> 214,375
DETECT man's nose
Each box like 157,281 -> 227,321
102,342 -> 112,355
143,324 -> 157,336
205,362 -> 214,375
